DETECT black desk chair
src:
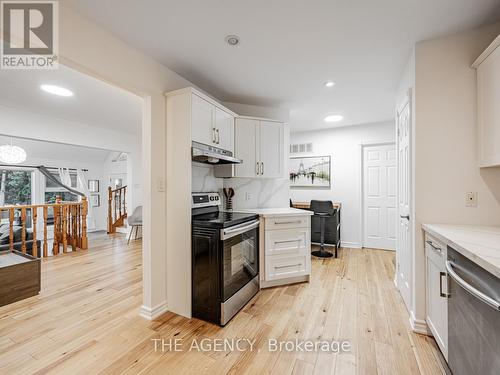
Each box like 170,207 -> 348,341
310,200 -> 340,258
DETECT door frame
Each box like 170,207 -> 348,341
359,141 -> 396,249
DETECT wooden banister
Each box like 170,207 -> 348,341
0,199 -> 89,258
107,185 -> 127,234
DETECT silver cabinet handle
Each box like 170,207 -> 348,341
275,220 -> 301,225
216,128 -> 220,144
261,162 -> 264,175
256,162 -> 260,175
275,263 -> 302,269
275,239 -> 301,244
446,261 -> 500,311
212,128 -> 216,143
439,272 -> 449,298
426,240 -> 442,254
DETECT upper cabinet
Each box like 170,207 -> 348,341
187,90 -> 235,152
472,35 -> 500,167
234,117 -> 285,178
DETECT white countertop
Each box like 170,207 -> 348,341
422,224 -> 500,279
234,207 -> 313,217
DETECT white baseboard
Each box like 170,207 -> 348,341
340,241 -> 362,249
139,301 -> 168,320
409,310 -> 431,335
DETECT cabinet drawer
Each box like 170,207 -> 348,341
265,254 -> 310,281
265,228 -> 310,256
425,234 -> 447,265
265,215 -> 310,230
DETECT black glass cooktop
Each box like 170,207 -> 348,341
192,210 -> 259,228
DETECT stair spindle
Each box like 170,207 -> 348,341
21,208 -> 26,254
32,208 -> 38,257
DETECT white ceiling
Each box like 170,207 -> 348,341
67,0 -> 500,131
0,64 -> 142,134
0,135 -> 112,164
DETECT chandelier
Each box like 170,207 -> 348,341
0,139 -> 27,164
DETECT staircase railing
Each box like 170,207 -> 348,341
107,185 -> 127,234
0,197 -> 88,257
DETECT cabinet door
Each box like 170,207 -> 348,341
477,46 -> 500,167
425,241 -> 448,360
259,121 -> 284,178
191,94 -> 214,146
234,118 -> 259,177
215,107 -> 234,152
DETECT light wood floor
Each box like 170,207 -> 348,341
0,233 -> 450,375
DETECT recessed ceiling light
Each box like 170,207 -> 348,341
225,35 -> 240,46
324,115 -> 343,123
40,84 -> 74,97
325,81 -> 335,88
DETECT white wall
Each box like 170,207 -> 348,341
290,121 -> 395,248
409,22 -> 500,324
46,3 -> 197,319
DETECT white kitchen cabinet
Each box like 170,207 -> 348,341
234,117 -> 284,178
259,121 -> 284,178
472,35 -> 500,167
425,234 -> 448,360
215,107 -> 234,152
234,118 -> 259,177
260,213 -> 311,288
190,91 -> 235,152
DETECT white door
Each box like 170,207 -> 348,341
363,144 -> 397,250
397,91 -> 412,310
259,121 -> 283,178
214,107 -> 234,152
191,93 -> 214,146
234,118 -> 259,177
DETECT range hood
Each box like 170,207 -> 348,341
192,141 -> 242,165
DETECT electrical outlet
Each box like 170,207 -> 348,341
465,192 -> 477,207
245,192 -> 252,201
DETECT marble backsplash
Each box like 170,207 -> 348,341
192,162 -> 290,209
223,177 -> 289,209
192,162 -> 223,193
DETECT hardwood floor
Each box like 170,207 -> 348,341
0,234 -> 449,375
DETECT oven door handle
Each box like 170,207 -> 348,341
221,220 -> 260,240
446,261 -> 500,311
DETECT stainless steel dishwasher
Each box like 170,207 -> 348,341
446,247 -> 500,375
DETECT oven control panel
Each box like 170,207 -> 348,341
192,192 -> 221,208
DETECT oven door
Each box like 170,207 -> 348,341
220,220 -> 259,302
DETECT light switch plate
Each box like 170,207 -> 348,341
465,192 -> 477,207
157,178 -> 165,192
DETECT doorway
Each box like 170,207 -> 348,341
362,143 -> 397,250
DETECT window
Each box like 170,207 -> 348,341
0,169 -> 32,206
44,171 -> 78,203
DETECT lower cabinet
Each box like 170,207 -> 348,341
425,234 -> 448,361
261,214 -> 311,288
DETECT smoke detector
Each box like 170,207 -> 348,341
225,35 -> 240,46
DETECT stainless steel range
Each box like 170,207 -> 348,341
191,192 -> 260,326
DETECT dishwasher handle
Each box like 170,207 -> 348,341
446,260 -> 500,311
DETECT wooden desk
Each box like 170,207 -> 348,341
292,202 -> 342,210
